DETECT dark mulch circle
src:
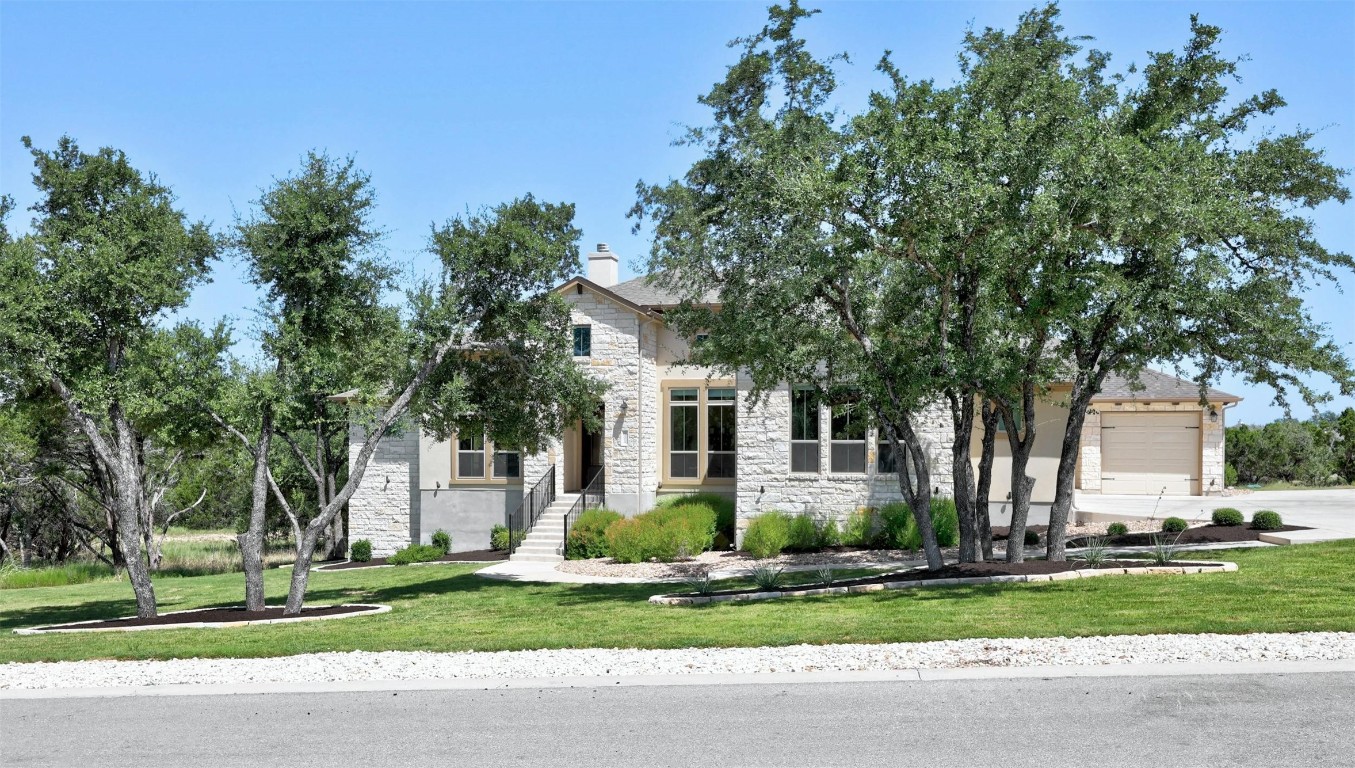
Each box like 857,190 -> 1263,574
317,549 -> 508,571
991,525 -> 1047,541
33,604 -> 379,631
1069,523 -> 1310,548
688,559 -> 1153,598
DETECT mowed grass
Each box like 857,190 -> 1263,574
2,541 -> 1353,664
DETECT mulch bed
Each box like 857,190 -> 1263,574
1069,524 -> 1310,548
317,549 -> 507,571
690,559 -> 1149,598
991,525 -> 1047,541
31,604 -> 375,631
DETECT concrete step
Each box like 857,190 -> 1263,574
510,553 -> 563,563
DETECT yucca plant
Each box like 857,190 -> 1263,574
1149,531 -> 1184,565
1077,536 -> 1110,568
750,565 -> 785,591
815,565 -> 835,586
682,569 -> 715,596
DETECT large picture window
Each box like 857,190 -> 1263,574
707,388 -> 736,479
830,402 -> 867,473
669,388 -> 700,478
790,387 -> 820,473
450,432 -> 521,483
492,449 -> 521,479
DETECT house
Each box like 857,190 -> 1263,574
346,245 -> 1239,558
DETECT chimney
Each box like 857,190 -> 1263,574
587,243 -> 619,288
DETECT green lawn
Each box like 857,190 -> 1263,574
3,541 -> 1354,664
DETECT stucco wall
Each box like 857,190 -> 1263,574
734,379 -> 955,542
346,417 -> 418,558
418,486 -> 522,552
973,397 -> 1073,506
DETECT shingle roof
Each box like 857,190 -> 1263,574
1094,368 -> 1241,403
609,273 -> 718,308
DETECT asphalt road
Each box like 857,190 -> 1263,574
4,672 -> 1354,767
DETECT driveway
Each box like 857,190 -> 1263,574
1076,488 -> 1355,536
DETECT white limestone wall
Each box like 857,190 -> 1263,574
734,378 -> 955,543
346,417 -> 418,558
1202,405 -> 1226,494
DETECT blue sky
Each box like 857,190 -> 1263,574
3,1 -> 1352,425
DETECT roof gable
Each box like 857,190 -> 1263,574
1094,368 -> 1241,403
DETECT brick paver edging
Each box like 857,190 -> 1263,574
13,604 -> 391,635
648,562 -> 1238,606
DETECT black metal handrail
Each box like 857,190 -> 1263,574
507,465 -> 555,555
562,469 -> 606,558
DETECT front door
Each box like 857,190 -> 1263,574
580,405 -> 605,489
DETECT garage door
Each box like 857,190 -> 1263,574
1100,412 -> 1199,495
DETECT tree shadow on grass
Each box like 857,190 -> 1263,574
303,570 -> 668,609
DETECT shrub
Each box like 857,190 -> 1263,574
843,507 -> 880,547
930,498 -> 959,548
818,519 -> 842,548
786,514 -> 820,552
1149,533 -> 1181,565
431,529 -> 452,554
387,543 -> 445,566
879,502 -> 913,549
1225,464 -> 1239,487
750,565 -> 785,591
1077,536 -> 1109,568
566,508 -> 622,559
1211,507 -> 1244,527
1106,522 -> 1129,537
682,570 -> 715,596
646,503 -> 718,554
1023,529 -> 1040,546
1161,517 -> 1189,533
1251,510 -> 1284,531
350,539 -> 373,562
604,514 -> 706,564
742,512 -> 791,559
604,518 -> 651,564
490,525 -> 523,552
656,492 -> 735,540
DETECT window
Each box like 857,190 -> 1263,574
707,388 -> 736,478
790,387 -> 820,473
457,433 -> 485,478
830,402 -> 867,473
572,325 -> 591,357
492,449 -> 521,479
877,428 -> 899,473
694,333 -> 709,346
996,403 -> 1026,433
669,388 -> 700,478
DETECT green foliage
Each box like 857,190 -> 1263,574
842,508 -> 880,547
1161,517 -> 1189,533
431,530 -> 452,554
1023,530 -> 1040,546
818,519 -> 842,548
1225,464 -> 1239,488
1076,536 -> 1110,568
489,525 -> 523,552
750,565 -> 785,591
930,498 -> 959,548
1211,508 -> 1244,527
386,544 -> 446,566
1107,522 -> 1130,537
682,571 -> 715,596
1251,510 -> 1284,531
0,562 -> 114,590
566,508 -> 622,560
350,540 -> 373,563
786,514 -> 821,552
603,504 -> 715,564
1149,533 -> 1183,565
1226,416 -> 1350,487
742,512 -> 791,559
656,493 -> 735,537
886,498 -> 959,550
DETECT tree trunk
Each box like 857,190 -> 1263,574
1002,393 -> 1038,565
110,407 -> 158,618
975,400 -> 999,561
880,415 -> 942,570
1047,384 -> 1096,562
948,388 -> 980,563
285,521 -> 321,614
240,409 -> 274,611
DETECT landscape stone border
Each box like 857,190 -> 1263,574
13,604 -> 391,635
648,562 -> 1238,606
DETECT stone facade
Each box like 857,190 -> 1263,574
346,417 -> 418,558
734,379 -> 955,542
1079,408 -> 1102,492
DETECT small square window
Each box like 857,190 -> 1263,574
573,325 -> 591,357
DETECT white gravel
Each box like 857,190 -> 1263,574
4,632 -> 1353,690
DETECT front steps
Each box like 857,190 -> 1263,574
509,493 -> 579,563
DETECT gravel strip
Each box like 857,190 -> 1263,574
3,632 -> 1352,690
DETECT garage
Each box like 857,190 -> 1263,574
1100,411 -> 1200,495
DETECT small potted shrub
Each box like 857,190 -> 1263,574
431,529 -> 452,554
351,539 -> 373,563
1211,508 -> 1244,527
1161,517 -> 1189,533
1251,510 -> 1283,531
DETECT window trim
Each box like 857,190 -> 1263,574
790,386 -> 821,474
829,401 -> 867,474
572,325 -> 592,357
660,380 -> 737,486
448,431 -> 524,485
